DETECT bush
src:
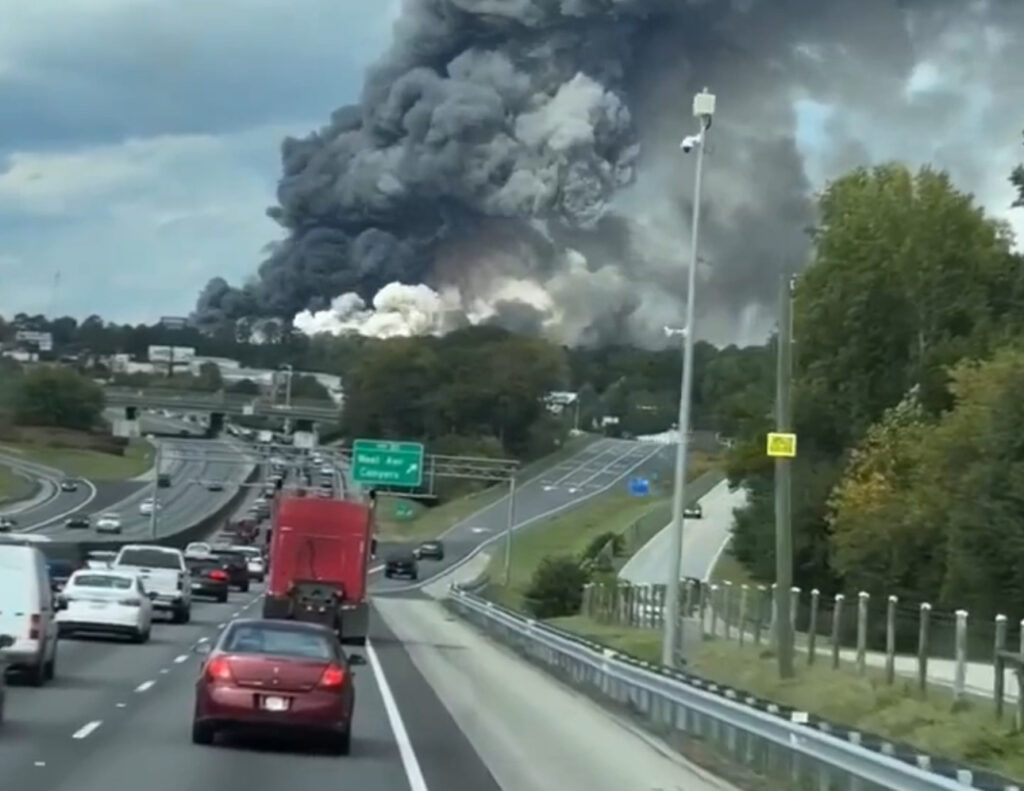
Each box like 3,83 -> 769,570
581,530 -> 623,561
523,555 -> 590,618
14,365 -> 104,431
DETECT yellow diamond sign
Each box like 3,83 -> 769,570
766,432 -> 797,458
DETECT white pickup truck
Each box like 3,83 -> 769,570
113,544 -> 192,623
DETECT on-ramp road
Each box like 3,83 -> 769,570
374,437 -> 672,594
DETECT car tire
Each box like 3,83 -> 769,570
172,606 -> 188,624
330,727 -> 352,756
239,582 -> 250,593
25,659 -> 46,687
43,646 -> 56,682
191,720 -> 215,746
133,627 -> 150,644
217,592 -> 228,603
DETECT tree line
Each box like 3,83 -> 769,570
725,147 -> 1024,623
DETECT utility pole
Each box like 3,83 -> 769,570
502,476 -> 518,586
774,274 -> 795,679
150,442 -> 162,541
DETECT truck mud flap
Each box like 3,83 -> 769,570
339,602 -> 369,646
262,596 -> 291,620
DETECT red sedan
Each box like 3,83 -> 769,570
191,618 -> 356,753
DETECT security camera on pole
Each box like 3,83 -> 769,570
660,87 -> 715,668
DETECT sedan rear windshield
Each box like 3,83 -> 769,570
187,557 -> 221,571
223,625 -> 333,660
209,550 -> 245,563
73,574 -> 132,589
118,549 -> 181,569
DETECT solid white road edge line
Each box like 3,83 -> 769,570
365,639 -> 429,791
72,720 -> 102,739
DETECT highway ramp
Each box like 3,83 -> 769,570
618,478 -> 746,585
373,438 -> 671,594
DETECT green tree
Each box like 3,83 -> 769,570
14,366 -> 104,430
196,362 -> 223,391
1012,129 -> 1023,207
289,374 -> 331,401
729,163 -> 1021,589
522,555 -> 590,618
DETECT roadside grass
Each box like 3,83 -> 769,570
545,616 -> 1024,782
0,429 -> 155,481
709,545 -> 757,587
374,433 -> 602,542
0,464 -> 33,503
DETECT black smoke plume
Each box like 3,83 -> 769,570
195,0 -> 1024,347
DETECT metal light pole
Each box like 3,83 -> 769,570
149,442 -> 162,540
661,88 -> 716,667
774,275 -> 796,678
502,476 -> 518,586
280,365 -> 294,407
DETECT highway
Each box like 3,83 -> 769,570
373,438 -> 673,594
35,438 -> 253,541
618,477 -> 745,585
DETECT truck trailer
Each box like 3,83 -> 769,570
261,496 -> 373,645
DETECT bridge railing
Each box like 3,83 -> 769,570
102,387 -> 339,418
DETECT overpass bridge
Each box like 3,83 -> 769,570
102,387 -> 340,424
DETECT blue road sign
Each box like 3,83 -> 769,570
628,477 -> 650,496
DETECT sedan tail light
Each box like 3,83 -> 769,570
208,570 -> 228,581
317,664 -> 347,690
204,656 -> 234,683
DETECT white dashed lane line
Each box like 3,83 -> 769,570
134,680 -> 156,693
72,721 -> 102,740
174,654 -> 189,663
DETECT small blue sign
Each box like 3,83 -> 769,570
628,477 -> 650,496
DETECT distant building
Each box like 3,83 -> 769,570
14,330 -> 53,352
544,391 -> 578,415
148,345 -> 196,364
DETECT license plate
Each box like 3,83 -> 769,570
191,582 -> 202,589
261,696 -> 288,712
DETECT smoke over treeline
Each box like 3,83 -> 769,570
195,0 -> 1024,348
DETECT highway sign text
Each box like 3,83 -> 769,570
352,439 -> 425,487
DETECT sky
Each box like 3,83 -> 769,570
0,1 -> 1020,326
0,0 -> 399,323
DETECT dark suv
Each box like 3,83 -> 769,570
384,550 -> 418,581
207,548 -> 250,592
186,555 -> 230,602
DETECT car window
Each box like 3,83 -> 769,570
223,625 -> 334,660
72,574 -> 133,590
117,548 -> 182,569
210,550 -> 244,563
186,557 -> 220,571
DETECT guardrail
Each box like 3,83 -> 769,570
446,588 -> 1022,791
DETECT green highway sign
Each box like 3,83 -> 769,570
352,439 -> 425,487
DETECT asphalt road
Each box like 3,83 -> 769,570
617,478 -> 745,585
36,438 -> 253,541
373,438 -> 671,594
0,584 -> 501,791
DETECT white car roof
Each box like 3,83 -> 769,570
69,568 -> 138,583
118,544 -> 181,554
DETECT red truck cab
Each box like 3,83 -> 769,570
262,496 -> 373,645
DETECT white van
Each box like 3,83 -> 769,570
0,543 -> 62,685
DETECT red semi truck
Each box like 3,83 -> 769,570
262,496 -> 374,645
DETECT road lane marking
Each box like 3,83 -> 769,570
366,640 -> 429,791
72,720 -> 102,739
135,680 -> 156,692
174,654 -> 189,663
159,668 -> 169,674
116,702 -> 127,708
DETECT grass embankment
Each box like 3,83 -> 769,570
0,427 -> 155,481
0,464 -> 33,503
374,433 -> 602,542
547,616 -> 1024,781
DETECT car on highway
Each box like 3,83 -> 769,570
185,541 -> 212,558
59,479 -> 79,492
231,545 -> 265,582
84,550 -> 117,569
113,544 -> 191,623
413,540 -> 445,561
46,558 -> 78,592
0,517 -> 17,532
95,512 -> 123,534
186,555 -> 231,602
206,480 -> 225,492
683,503 -> 703,519
56,569 -> 154,642
65,514 -> 92,530
191,618 -> 358,752
207,547 -> 250,592
0,541 -> 61,685
139,497 -> 162,516
383,549 -> 418,580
